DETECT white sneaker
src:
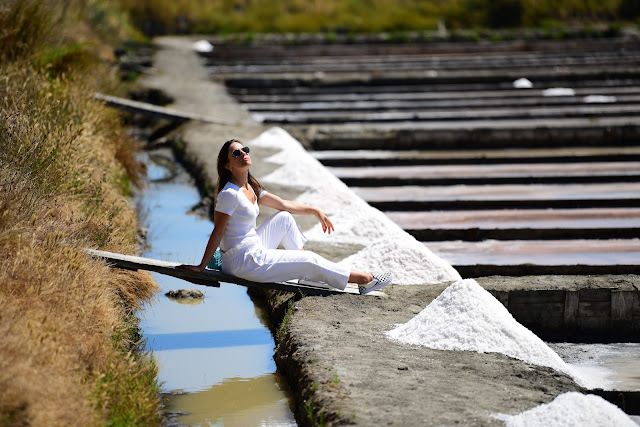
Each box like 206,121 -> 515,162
359,272 -> 393,295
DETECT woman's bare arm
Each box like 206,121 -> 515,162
179,211 -> 231,272
259,192 -> 335,234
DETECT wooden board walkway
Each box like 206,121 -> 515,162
94,93 -> 229,125
88,249 -> 384,297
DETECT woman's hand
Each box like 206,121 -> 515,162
314,209 -> 335,234
178,264 -> 205,273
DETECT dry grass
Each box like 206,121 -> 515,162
0,1 -> 161,425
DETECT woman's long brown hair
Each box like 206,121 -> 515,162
216,139 -> 265,199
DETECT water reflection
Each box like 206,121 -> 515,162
549,342 -> 640,391
146,329 -> 274,351
138,150 -> 296,424
165,374 -> 296,426
153,344 -> 275,391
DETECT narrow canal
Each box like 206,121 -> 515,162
137,148 -> 296,426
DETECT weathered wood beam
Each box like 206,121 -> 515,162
88,249 -> 382,297
94,93 -> 229,125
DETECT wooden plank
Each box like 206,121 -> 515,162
94,93 -> 229,125
425,239 -> 640,267
579,288 -> 613,302
386,208 -> 640,230
254,104 -> 640,124
87,249 -> 385,297
243,94 -> 640,112
564,291 -> 579,329
312,147 -> 640,167
328,162 -> 640,186
508,290 -> 565,304
236,84 -> 640,103
353,182 -> 640,205
611,291 -> 635,332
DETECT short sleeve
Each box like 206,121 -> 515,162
259,189 -> 268,199
215,189 -> 238,215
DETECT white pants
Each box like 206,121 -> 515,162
221,211 -> 350,290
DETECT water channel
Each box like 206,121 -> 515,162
137,149 -> 296,426
132,147 -> 638,425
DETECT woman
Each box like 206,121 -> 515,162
180,139 -> 393,294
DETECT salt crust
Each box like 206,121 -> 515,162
492,392 -> 636,427
250,127 -> 461,285
583,95 -> 617,104
513,77 -> 533,89
386,279 -> 579,381
542,87 -> 576,97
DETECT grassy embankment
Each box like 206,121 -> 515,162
120,0 -> 639,35
0,1 -> 161,425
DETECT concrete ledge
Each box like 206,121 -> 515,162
259,275 -> 640,425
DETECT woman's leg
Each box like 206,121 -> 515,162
257,211 -> 307,250
240,247 -> 351,290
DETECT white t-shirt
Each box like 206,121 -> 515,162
215,182 -> 267,251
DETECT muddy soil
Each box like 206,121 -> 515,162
275,283 -> 584,426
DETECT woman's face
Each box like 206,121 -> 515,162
227,141 -> 252,171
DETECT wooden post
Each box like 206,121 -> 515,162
563,290 -> 579,332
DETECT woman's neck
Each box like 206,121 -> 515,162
229,171 -> 249,188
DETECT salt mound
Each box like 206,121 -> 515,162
513,77 -> 533,88
583,95 -> 617,103
493,392 -> 636,427
304,198 -> 406,244
386,279 -> 576,378
249,127 -> 461,286
192,40 -> 214,53
252,127 -> 303,151
339,236 -> 461,285
542,87 -> 575,97
294,185 -> 358,216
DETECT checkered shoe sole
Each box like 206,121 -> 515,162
359,272 -> 393,294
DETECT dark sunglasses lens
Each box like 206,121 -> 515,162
232,147 -> 250,157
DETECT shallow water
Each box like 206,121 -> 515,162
549,342 -> 640,391
138,151 -> 296,425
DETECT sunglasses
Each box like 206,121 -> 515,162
232,146 -> 250,158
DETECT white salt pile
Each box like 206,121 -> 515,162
386,279 -> 578,380
250,127 -> 461,285
583,95 -> 617,104
338,236 -> 460,285
513,77 -> 533,89
542,87 -> 575,97
192,40 -> 214,53
304,197 -> 407,244
492,392 -> 636,427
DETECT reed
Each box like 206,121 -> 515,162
0,0 -> 160,424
